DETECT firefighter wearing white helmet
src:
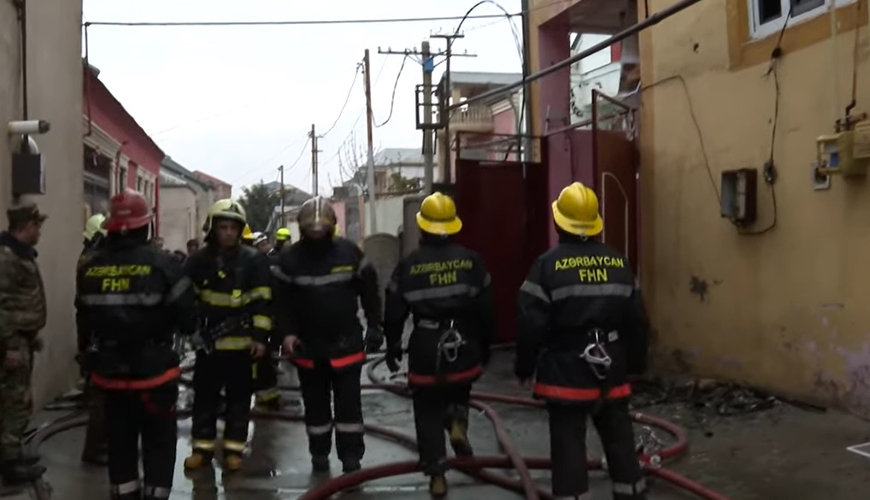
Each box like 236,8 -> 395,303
383,192 -> 495,497
515,182 -> 650,500
183,199 -> 273,472
272,196 -> 382,474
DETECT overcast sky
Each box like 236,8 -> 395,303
82,0 -> 524,196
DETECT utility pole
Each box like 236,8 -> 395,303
309,124 -> 319,196
421,41 -> 434,193
431,33 -> 466,185
379,41 -> 474,193
363,49 -> 378,235
278,164 -> 285,226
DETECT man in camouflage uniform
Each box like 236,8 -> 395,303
0,202 -> 48,491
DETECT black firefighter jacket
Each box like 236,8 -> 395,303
272,237 -> 381,371
384,238 -> 495,387
75,237 -> 196,390
184,244 -> 274,351
515,235 -> 649,405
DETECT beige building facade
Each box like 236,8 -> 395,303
0,0 -> 85,406
528,0 -> 870,416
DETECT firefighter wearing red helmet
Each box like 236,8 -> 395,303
74,189 -> 197,500
273,196 -> 382,474
182,199 -> 273,472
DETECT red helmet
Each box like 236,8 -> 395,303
104,189 -> 153,233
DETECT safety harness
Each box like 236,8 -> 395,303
581,328 -> 618,413
418,319 -> 467,381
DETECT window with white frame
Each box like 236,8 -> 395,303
749,0 -> 856,40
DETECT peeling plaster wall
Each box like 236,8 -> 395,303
639,0 -> 870,416
0,0 -> 84,407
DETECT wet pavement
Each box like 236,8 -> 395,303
10,351 -> 870,499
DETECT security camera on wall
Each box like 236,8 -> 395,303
7,120 -> 50,135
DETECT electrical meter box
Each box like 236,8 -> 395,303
720,168 -> 757,224
816,123 -> 870,177
12,152 -> 45,196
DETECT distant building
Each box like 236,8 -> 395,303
342,148 -> 426,197
193,170 -> 232,199
84,63 -> 162,230
436,71 -> 525,181
159,157 -> 217,252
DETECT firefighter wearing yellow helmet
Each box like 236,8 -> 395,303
184,198 -> 273,472
269,227 -> 291,256
383,191 -> 494,496
77,213 -> 110,467
515,182 -> 650,500
272,196 -> 382,474
241,224 -> 255,246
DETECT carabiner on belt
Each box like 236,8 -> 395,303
439,321 -> 466,364
580,329 -> 612,380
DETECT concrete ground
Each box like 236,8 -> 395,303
8,351 -> 870,499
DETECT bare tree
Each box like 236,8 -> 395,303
337,131 -> 382,196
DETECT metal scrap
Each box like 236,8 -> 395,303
630,377 -> 779,416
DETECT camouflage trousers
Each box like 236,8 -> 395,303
0,335 -> 34,462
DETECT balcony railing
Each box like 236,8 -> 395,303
441,104 -> 494,133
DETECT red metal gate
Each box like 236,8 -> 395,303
591,89 -> 639,270
452,135 -> 549,343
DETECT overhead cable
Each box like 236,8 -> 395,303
321,63 -> 362,137
375,55 -> 409,128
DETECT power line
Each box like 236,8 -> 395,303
83,13 -> 516,27
230,136 -> 309,185
320,63 -> 362,137
375,54 -> 409,128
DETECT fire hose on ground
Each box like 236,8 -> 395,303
25,353 -> 735,500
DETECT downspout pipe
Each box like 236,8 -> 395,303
520,0 -> 533,161
448,0 -> 708,111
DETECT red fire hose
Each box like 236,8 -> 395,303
27,354 -> 734,500
277,357 -> 734,500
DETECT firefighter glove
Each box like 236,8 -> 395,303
385,344 -> 403,373
364,325 -> 385,353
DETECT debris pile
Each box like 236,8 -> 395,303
630,377 -> 779,416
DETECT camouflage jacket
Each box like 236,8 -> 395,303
0,231 -> 47,346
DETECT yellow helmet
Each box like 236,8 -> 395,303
242,224 -> 254,241
552,182 -> 603,236
416,192 -> 462,236
275,227 -> 291,241
83,214 -> 107,241
203,199 -> 247,234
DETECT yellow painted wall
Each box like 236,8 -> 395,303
528,0 -> 870,416
640,0 -> 870,415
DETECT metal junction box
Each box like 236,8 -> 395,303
720,168 -> 757,225
12,152 -> 45,196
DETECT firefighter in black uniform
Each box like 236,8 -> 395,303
183,199 -> 273,472
75,190 -> 196,500
78,214 -> 109,466
515,182 -> 649,500
383,192 -> 494,497
273,197 -> 383,474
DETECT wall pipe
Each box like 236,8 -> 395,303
446,0 -> 708,112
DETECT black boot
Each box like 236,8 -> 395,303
341,459 -> 361,474
311,456 -> 330,473
0,460 -> 46,485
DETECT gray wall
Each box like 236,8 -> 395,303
159,184 -> 198,252
0,0 -> 84,407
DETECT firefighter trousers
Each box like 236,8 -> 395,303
297,363 -> 364,464
104,383 -> 178,500
412,384 -> 471,475
82,385 -> 107,463
252,354 -> 279,404
191,350 -> 252,457
548,400 -> 647,500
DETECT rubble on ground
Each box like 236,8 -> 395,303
630,377 -> 779,416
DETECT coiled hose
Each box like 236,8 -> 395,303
26,353 -> 734,500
